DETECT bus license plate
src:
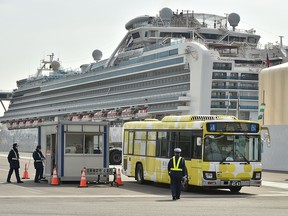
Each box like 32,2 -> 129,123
231,181 -> 241,186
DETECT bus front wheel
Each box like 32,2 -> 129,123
230,186 -> 242,193
136,163 -> 145,184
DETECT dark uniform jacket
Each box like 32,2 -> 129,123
33,149 -> 45,169
7,147 -> 20,169
168,155 -> 187,177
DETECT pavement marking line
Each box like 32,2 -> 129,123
262,181 -> 288,189
0,195 -> 167,199
257,192 -> 288,197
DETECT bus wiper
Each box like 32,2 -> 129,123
236,150 -> 250,164
219,150 -> 232,164
219,157 -> 227,164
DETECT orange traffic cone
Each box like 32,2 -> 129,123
79,168 -> 88,187
22,163 -> 30,179
51,167 -> 59,185
115,168 -> 123,186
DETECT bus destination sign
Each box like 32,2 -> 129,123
206,122 -> 259,133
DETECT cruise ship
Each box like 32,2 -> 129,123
1,7 -> 287,129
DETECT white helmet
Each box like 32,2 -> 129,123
174,148 -> 181,153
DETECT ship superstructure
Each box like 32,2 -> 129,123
1,7 -> 287,129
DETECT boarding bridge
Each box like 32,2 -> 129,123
0,91 -> 12,112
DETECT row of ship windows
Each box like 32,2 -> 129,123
9,85 -> 190,113
118,49 -> 178,67
50,85 -> 189,108
213,72 -> 258,80
14,67 -> 189,106
87,66 -> 187,88
42,57 -> 184,91
110,75 -> 189,92
212,83 -> 258,90
18,66 -> 189,103
213,62 -> 232,70
202,34 -> 258,44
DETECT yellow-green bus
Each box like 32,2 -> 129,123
122,115 -> 270,193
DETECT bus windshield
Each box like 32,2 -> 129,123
204,134 -> 261,163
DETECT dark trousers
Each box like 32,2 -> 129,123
35,166 -> 43,182
7,168 -> 21,182
170,172 -> 183,199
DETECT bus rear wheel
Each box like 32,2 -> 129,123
230,186 -> 242,193
136,163 -> 145,184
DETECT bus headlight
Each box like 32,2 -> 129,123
203,171 -> 216,180
252,171 -> 262,180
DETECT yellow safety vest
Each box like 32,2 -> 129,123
170,156 -> 183,171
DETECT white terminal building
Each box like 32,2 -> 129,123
259,63 -> 288,172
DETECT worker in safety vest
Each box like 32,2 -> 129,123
32,145 -> 45,183
168,148 -> 187,200
6,143 -> 23,183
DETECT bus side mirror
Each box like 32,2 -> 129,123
261,127 -> 271,148
196,137 -> 202,146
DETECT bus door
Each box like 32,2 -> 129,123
45,134 -> 57,176
190,136 -> 203,186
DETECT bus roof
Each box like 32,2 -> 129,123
161,115 -> 238,122
123,115 -> 240,130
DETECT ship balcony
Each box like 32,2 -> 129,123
211,95 -> 258,100
211,86 -> 258,90
212,76 -> 258,81
210,105 -> 258,110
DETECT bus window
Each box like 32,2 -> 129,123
128,131 -> 134,155
169,131 -> 179,157
204,135 -> 261,162
156,131 -> 168,157
192,137 -> 202,159
147,131 -> 156,156
134,131 -> 147,155
178,131 -> 193,159
123,131 -> 129,154
169,131 -> 193,159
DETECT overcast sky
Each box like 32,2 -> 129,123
0,0 -> 287,116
